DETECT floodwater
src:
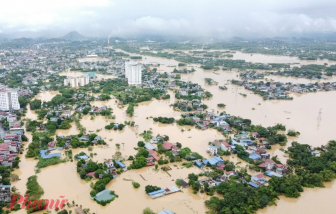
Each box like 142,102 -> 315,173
33,91 -> 59,102
18,52 -> 336,214
163,48 -> 336,66
58,70 -> 117,81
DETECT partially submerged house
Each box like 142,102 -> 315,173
40,148 -> 61,159
202,156 -> 224,166
92,189 -> 115,202
105,159 -> 117,178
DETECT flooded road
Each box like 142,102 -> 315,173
18,52 -> 336,214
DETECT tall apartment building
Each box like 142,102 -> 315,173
0,90 -> 20,111
125,61 -> 142,85
64,75 -> 90,88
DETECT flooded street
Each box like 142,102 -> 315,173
19,52 -> 336,214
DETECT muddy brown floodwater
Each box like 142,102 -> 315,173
17,52 -> 336,214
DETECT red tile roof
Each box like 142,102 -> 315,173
86,172 -> 95,177
258,163 -> 266,168
162,142 -> 176,150
146,162 -> 155,166
221,142 -> 231,147
148,150 -> 160,161
255,173 -> 264,179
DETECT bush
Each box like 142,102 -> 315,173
90,190 -> 97,197
217,103 -> 226,108
145,185 -> 161,193
132,182 -> 140,188
287,129 -> 299,137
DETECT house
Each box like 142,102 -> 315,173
47,142 -> 55,148
145,156 -> 155,166
198,178 -> 218,188
240,139 -> 254,145
262,141 -> 269,146
248,181 -> 259,188
251,174 -> 268,186
115,161 -> 126,170
86,172 -> 95,177
79,135 -> 89,141
275,164 -> 288,175
162,142 -> 176,150
206,145 -> 217,155
178,179 -> 189,188
194,160 -> 203,168
0,185 -> 11,202
77,155 -> 90,160
249,153 -> 261,160
216,163 -> 225,170
105,159 -> 117,177
172,148 -> 180,156
145,142 -> 156,151
148,150 -> 160,161
225,171 -> 235,178
252,132 -> 260,138
265,159 -> 275,170
220,141 -> 232,152
148,189 -> 166,199
265,170 -> 283,178
92,189 -> 115,202
231,139 -> 247,148
40,148 -> 61,159
92,136 -> 101,144
202,156 -> 224,166
164,186 -> 180,195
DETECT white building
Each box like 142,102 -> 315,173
125,61 -> 142,85
0,90 -> 20,111
206,145 -> 217,155
64,75 -> 89,88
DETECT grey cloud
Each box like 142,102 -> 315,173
1,0 -> 336,38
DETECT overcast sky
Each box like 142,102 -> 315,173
1,0 -> 336,38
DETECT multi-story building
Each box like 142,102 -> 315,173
125,61 -> 142,85
0,90 -> 20,111
64,75 -> 89,87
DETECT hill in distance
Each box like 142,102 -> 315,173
60,31 -> 86,41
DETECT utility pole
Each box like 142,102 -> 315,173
317,108 -> 322,122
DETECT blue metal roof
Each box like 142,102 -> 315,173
77,155 -> 90,159
40,149 -> 61,159
145,142 -> 156,150
249,153 -> 261,160
248,181 -> 259,188
202,156 -> 224,166
265,170 -> 283,178
158,210 -> 174,214
194,160 -> 203,167
251,176 -> 259,181
115,161 -> 125,168
148,189 -> 165,196
92,189 -> 115,201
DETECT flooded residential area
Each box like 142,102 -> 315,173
2,1 -> 336,214
1,47 -> 334,214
